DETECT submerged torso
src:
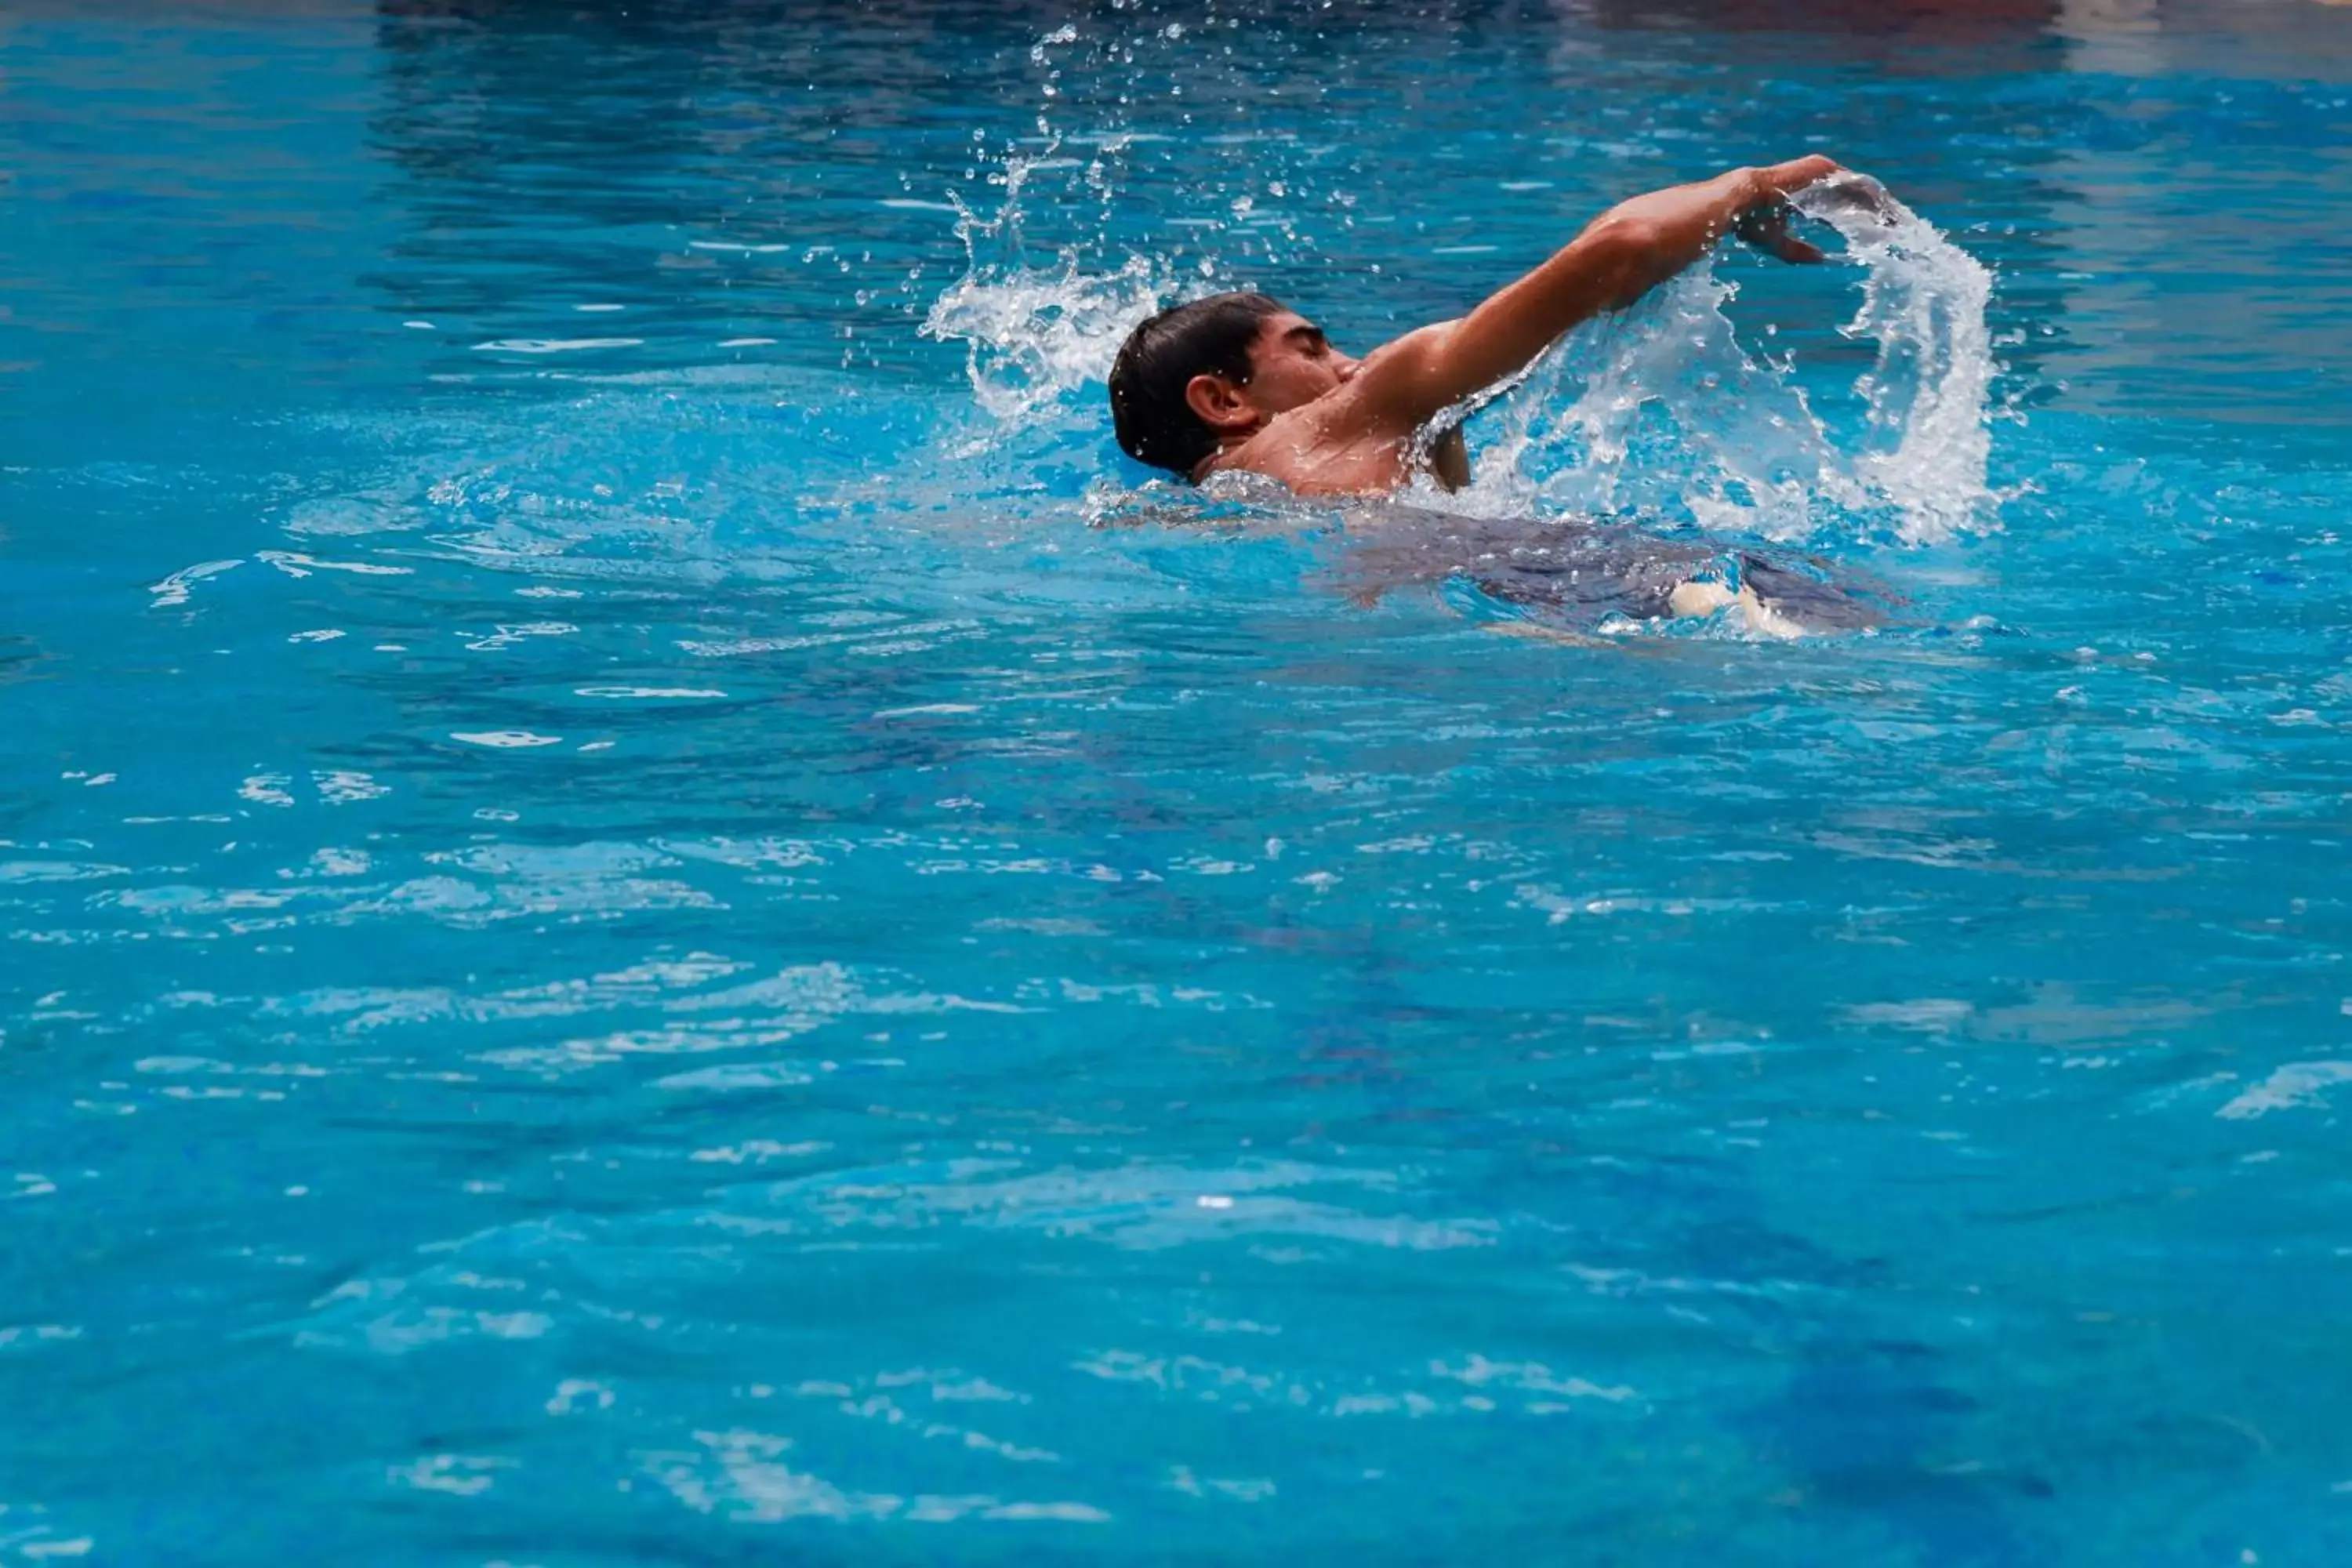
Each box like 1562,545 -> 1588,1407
1332,501 -> 1889,633
1191,436 -> 1883,632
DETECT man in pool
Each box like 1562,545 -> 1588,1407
1106,155 -> 1869,632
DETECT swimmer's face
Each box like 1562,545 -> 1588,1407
1178,308 -> 1359,453
1238,311 -> 1359,415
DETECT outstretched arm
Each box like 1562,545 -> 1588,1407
1338,156 -> 1839,438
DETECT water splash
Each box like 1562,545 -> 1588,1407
1444,172 -> 1998,545
1800,172 -> 1998,542
927,111 -> 1998,545
920,147 -> 1178,426
1435,265 -> 1846,538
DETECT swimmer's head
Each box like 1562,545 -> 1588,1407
1109,292 -> 1359,477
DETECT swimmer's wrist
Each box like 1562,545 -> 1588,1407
1703,167 -> 1768,239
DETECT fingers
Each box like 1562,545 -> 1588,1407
1733,202 -> 1823,263
1733,203 -> 1787,247
1759,154 -> 1840,194
1739,159 -> 1838,263
1733,199 -> 1828,264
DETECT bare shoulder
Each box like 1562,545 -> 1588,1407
1213,403 -> 1414,497
1359,321 -> 1453,373
1350,322 -> 1457,412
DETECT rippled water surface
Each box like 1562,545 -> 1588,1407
9,2 -> 2352,1562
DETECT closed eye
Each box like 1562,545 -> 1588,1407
1286,326 -> 1331,358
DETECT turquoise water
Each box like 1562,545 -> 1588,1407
8,2 -> 2352,1561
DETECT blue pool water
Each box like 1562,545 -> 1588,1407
8,2 -> 2352,1560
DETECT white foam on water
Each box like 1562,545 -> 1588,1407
148,557 -> 243,607
919,155 -> 1175,425
471,338 -> 644,354
2217,1061 -> 2352,1120
451,730 -> 563,749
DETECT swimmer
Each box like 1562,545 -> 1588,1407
1107,155 -> 1868,633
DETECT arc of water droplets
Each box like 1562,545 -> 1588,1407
1443,175 -> 1998,544
1804,175 -> 1998,543
925,121 -> 1997,546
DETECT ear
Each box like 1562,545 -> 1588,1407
1183,372 -> 1259,435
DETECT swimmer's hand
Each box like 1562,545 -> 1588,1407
1735,202 -> 1822,263
1733,156 -> 1839,263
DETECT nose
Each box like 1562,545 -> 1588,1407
1335,352 -> 1361,383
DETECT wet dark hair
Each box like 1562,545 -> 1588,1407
1107,291 -> 1285,477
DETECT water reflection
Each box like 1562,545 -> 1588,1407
354,0 -> 2098,391
2043,0 -> 2352,424
1584,0 -> 2061,64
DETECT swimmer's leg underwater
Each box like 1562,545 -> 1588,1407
1325,504 -> 1896,636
